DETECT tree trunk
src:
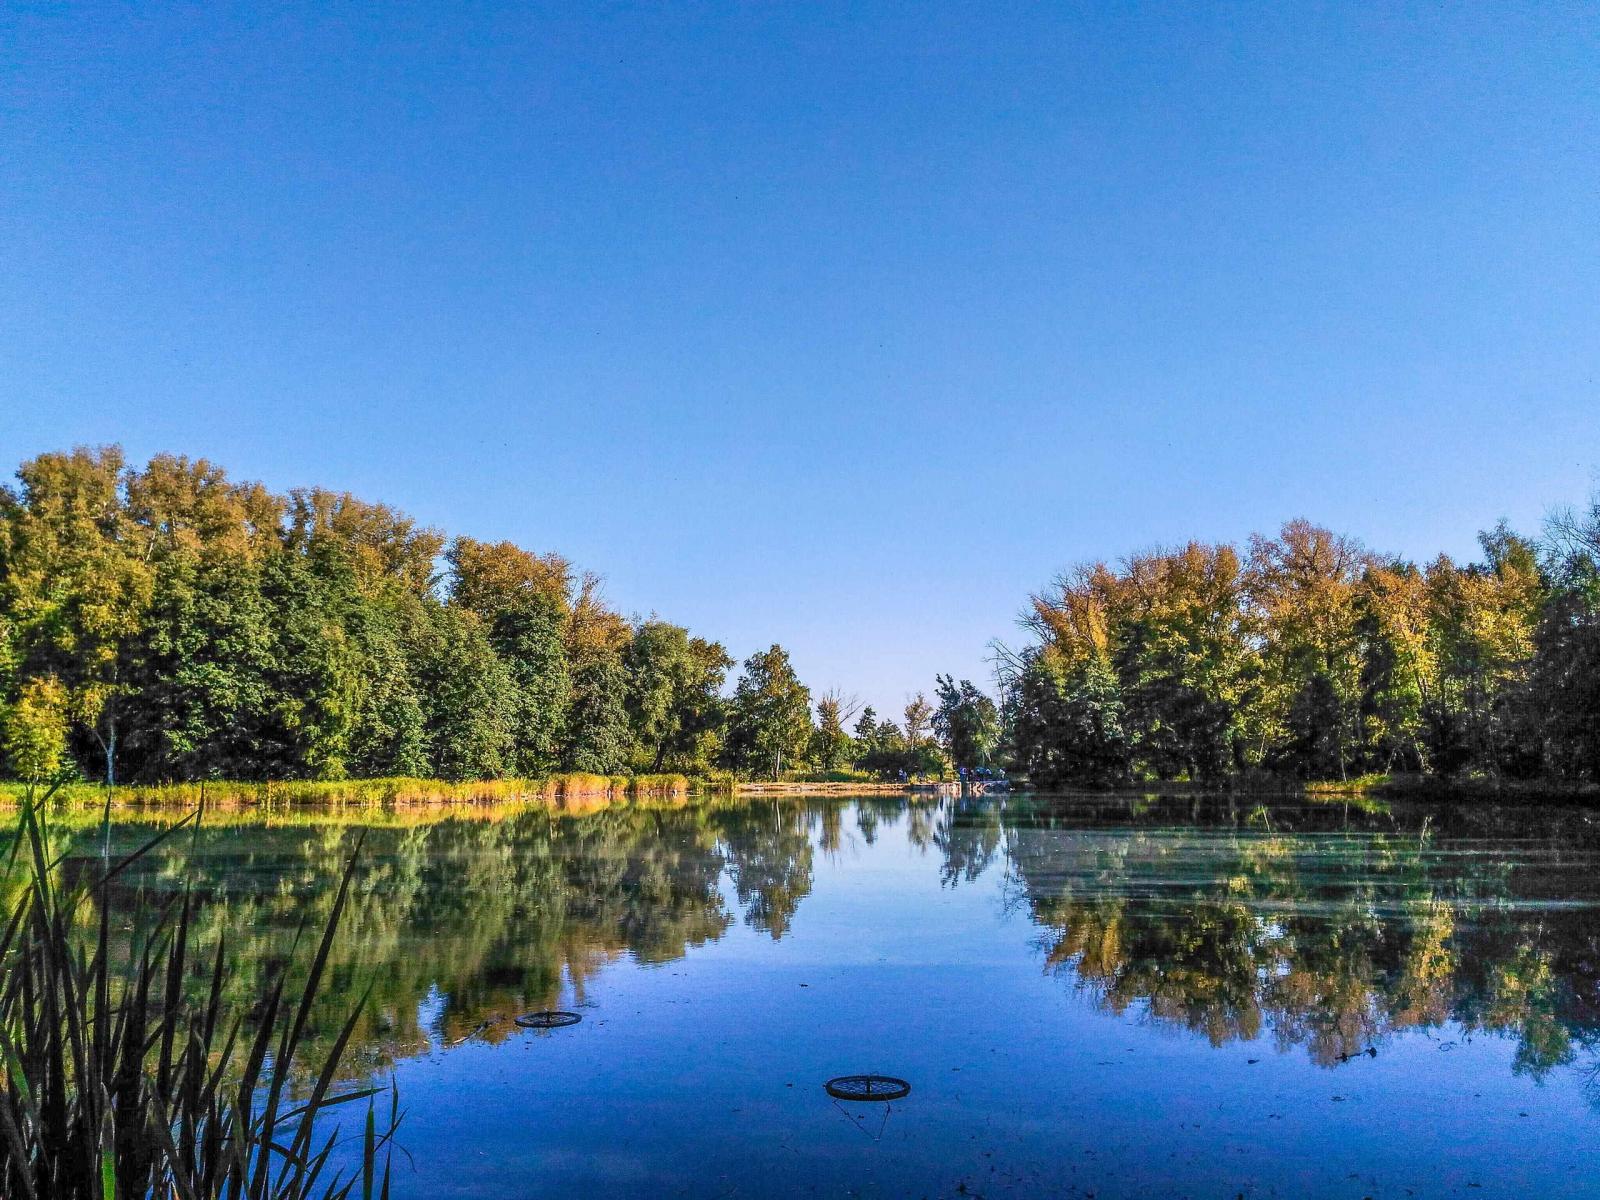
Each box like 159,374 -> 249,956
103,717 -> 117,789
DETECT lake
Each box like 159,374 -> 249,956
62,793 -> 1600,1198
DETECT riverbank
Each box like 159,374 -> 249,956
734,780 -> 919,795
0,772 -> 700,812
1362,773 -> 1600,804
1015,772 -> 1600,806
0,773 -> 949,813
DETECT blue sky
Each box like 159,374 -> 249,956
3,2 -> 1597,713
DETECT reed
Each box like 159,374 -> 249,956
0,773 -> 698,812
0,784 -> 397,1199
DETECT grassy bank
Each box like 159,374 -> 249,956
0,772 -> 701,811
735,780 -> 916,795
1363,772 -> 1600,804
732,767 -> 933,795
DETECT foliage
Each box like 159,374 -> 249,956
1008,505 -> 1600,789
809,690 -> 859,772
723,646 -> 812,779
933,675 -> 1000,768
0,447 -> 776,788
0,786 -> 395,1199
1005,649 -> 1128,787
2,675 -> 71,782
623,622 -> 731,775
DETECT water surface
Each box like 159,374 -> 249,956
68,794 -> 1600,1198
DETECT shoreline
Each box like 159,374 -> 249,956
5,771 -> 1594,812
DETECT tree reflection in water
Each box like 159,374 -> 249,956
34,792 -> 1600,1098
995,794 -> 1600,1091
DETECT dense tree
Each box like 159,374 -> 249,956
0,447 -> 766,785
1419,526 -> 1544,777
852,706 -> 879,754
2,674 -> 69,781
1008,503 -> 1600,790
933,675 -> 1000,768
1006,648 -> 1129,787
624,622 -> 732,773
447,537 -> 572,773
724,645 -> 812,778
810,689 -> 860,771
0,447 -> 154,783
122,456 -> 296,779
6,444 -> 1596,794
903,694 -> 933,745
1526,589 -> 1600,782
561,649 -> 631,774
1529,498 -> 1600,783
1247,523 -> 1369,779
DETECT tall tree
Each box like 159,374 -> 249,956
0,447 -> 153,784
724,645 -> 812,778
1530,494 -> 1600,782
623,621 -> 732,773
903,694 -> 933,746
811,689 -> 860,771
1421,525 -> 1543,776
1247,522 -> 1371,779
933,675 -> 1000,768
447,537 -> 573,774
1005,648 -> 1129,787
120,455 -> 290,779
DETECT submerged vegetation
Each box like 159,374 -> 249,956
1002,501 -> 1600,793
0,787 -> 395,1198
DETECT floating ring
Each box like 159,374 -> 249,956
515,1010 -> 582,1029
824,1074 -> 910,1102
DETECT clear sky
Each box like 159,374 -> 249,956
3,3 -> 1597,714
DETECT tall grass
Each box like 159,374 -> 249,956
0,773 -> 697,811
0,784 -> 397,1199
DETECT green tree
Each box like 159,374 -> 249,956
2,674 -> 70,781
447,537 -> 573,774
562,648 -> 631,774
0,447 -> 154,784
119,455 -> 292,779
624,621 -> 732,772
1006,648 -> 1129,787
810,689 -> 859,771
852,706 -> 878,757
410,604 -> 518,780
903,693 -> 933,745
1530,495 -> 1600,782
933,675 -> 1000,768
1421,525 -> 1544,777
724,645 -> 812,778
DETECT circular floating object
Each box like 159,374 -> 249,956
824,1074 -> 910,1102
515,1010 -> 582,1029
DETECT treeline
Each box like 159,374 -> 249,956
1002,504 -> 1600,789
0,447 -> 999,786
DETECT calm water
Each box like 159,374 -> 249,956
66,794 -> 1600,1198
